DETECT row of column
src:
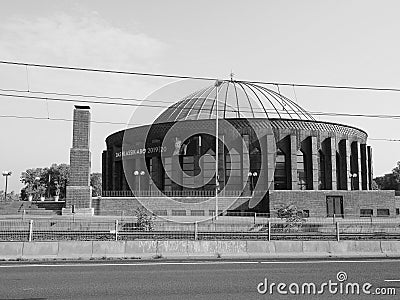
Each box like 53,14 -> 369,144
276,135 -> 373,191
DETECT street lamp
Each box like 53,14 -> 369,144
349,173 -> 358,190
2,171 -> 12,201
248,171 -> 258,195
134,170 -> 145,195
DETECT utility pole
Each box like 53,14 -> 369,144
214,79 -> 223,220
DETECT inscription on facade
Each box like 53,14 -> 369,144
115,146 -> 167,158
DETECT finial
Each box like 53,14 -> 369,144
230,71 -> 235,82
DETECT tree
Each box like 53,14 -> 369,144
135,207 -> 156,231
20,164 -> 102,200
374,161 -> 400,190
277,204 -> 306,232
20,164 -> 70,200
90,173 -> 102,197
0,190 -> 19,201
47,164 -> 70,199
20,167 -> 48,201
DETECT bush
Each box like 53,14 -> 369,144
277,204 -> 306,232
134,207 -> 156,231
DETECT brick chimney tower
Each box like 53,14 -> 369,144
63,105 -> 93,215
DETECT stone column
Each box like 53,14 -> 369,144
345,140 -> 352,190
367,146 -> 373,190
266,134 -> 276,190
64,105 -> 93,216
329,138 -> 337,190
356,142 -> 362,190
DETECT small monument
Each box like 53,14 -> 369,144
62,105 -> 93,215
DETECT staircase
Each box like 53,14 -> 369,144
0,201 -> 63,216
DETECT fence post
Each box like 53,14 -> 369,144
268,220 -> 271,241
28,219 -> 33,242
115,219 -> 119,241
194,222 -> 198,240
336,221 -> 340,242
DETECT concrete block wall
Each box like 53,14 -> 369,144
3,240 -> 400,260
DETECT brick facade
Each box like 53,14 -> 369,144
269,190 -> 396,218
65,106 -> 92,212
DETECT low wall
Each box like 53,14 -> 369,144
1,240 -> 400,260
92,197 -> 250,217
269,190 -> 397,217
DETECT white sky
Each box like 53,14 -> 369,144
1,0 -> 400,192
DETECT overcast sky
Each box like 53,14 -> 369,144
1,0 -> 400,193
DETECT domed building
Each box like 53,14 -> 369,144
100,80 -> 396,218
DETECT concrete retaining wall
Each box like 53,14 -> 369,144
1,240 -> 400,260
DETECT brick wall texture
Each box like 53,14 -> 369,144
65,107 -> 92,210
269,190 -> 396,217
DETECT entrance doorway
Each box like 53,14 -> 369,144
326,196 -> 344,217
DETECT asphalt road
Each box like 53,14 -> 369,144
0,259 -> 399,299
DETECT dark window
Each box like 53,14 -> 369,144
274,149 -> 287,190
360,209 -> 373,217
318,150 -> 326,190
326,196 -> 344,217
377,209 -> 390,217
302,210 -> 310,218
203,149 -> 216,188
209,210 -> 223,216
336,152 -> 342,190
297,150 -> 307,190
163,157 -> 172,191
153,210 -> 168,216
191,210 -> 205,216
172,210 -> 186,216
182,156 -> 195,188
225,149 -> 241,188
396,208 -> 400,215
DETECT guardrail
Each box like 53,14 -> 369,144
101,190 -> 249,197
1,218 -> 400,242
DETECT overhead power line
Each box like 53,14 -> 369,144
2,91 -> 400,120
0,114 -> 142,126
0,92 -> 167,109
0,60 -> 215,81
0,87 -> 177,104
2,60 -> 400,92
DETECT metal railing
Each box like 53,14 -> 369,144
1,217 -> 400,242
101,190 -> 245,197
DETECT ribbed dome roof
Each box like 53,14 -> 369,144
154,81 -> 315,123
